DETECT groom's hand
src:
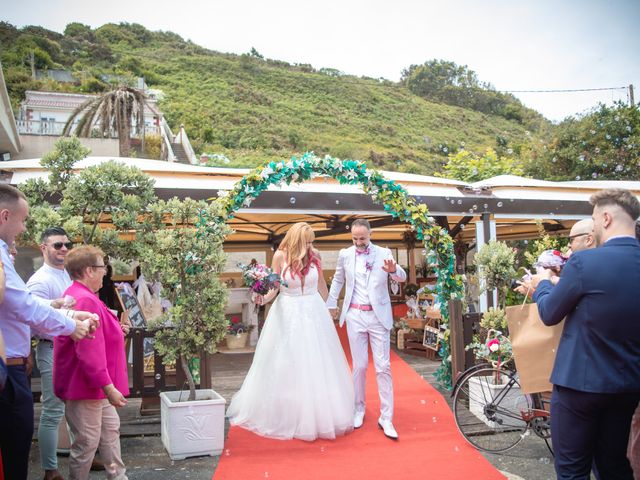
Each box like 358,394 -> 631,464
382,259 -> 397,274
329,308 -> 339,320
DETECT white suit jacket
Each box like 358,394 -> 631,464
327,243 -> 407,330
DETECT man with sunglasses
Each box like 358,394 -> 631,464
567,218 -> 595,255
27,227 -> 74,480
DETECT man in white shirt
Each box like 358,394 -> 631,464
27,227 -> 73,480
327,219 -> 407,439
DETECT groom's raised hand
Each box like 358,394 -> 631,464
382,258 -> 397,274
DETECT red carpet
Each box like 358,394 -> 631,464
213,326 -> 505,480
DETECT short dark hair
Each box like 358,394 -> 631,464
590,188 -> 640,221
0,183 -> 27,208
351,218 -> 371,230
41,227 -> 68,243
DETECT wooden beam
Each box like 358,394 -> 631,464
450,216 -> 474,238
434,216 -> 449,232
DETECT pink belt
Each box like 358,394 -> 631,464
349,303 -> 373,311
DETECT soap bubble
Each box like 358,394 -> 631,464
289,197 -> 296,204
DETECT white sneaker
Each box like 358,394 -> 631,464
378,418 -> 398,440
354,411 -> 365,429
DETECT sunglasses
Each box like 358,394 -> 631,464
568,233 -> 589,243
49,241 -> 74,250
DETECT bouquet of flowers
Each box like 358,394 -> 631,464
237,261 -> 287,295
466,328 -> 512,367
227,315 -> 250,336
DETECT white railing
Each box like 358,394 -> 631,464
160,117 -> 175,140
159,117 -> 177,162
16,119 -> 160,137
17,119 -> 66,136
175,124 -> 198,164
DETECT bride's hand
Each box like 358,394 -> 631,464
253,294 -> 264,306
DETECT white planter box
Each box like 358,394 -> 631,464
468,375 -> 525,428
160,389 -> 226,460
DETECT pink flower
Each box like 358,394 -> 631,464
487,338 -> 501,352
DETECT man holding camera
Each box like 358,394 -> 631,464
531,189 -> 640,480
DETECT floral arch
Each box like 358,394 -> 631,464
201,152 -> 463,386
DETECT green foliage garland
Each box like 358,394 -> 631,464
206,152 -> 464,387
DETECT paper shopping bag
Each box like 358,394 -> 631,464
506,303 -> 564,394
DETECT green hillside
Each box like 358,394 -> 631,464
0,21 -> 550,173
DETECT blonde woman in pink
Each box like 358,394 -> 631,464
54,245 -> 129,480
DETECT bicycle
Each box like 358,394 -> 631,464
451,362 -> 553,455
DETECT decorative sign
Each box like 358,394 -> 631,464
423,324 -> 441,351
115,283 -> 155,359
114,283 -> 146,328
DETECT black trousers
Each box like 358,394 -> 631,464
551,384 -> 639,480
0,365 -> 34,480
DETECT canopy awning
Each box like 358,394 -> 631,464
2,156 -> 639,245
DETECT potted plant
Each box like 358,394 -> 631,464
138,197 -> 231,460
466,244 -> 522,425
473,240 -> 517,310
225,315 -> 252,349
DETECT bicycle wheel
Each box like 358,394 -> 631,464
453,367 -> 531,453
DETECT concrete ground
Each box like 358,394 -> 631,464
27,348 -> 560,480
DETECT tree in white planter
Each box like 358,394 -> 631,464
138,197 -> 231,401
474,240 -> 517,309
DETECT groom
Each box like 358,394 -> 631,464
327,218 -> 407,439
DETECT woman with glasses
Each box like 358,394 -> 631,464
53,245 -> 129,480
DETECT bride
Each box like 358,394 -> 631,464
226,222 -> 355,441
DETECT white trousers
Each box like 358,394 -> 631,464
345,308 -> 394,422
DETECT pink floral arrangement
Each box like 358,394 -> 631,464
486,338 -> 501,352
238,261 -> 287,295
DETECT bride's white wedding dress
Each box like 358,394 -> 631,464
226,264 -> 355,441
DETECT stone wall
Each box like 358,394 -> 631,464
14,135 -> 120,159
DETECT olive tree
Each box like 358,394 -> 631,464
19,137 -> 156,261
138,198 -> 231,401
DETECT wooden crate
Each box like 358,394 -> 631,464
406,317 -> 427,329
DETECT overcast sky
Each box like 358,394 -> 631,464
4,0 -> 639,122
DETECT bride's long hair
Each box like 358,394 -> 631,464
279,222 -> 320,279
